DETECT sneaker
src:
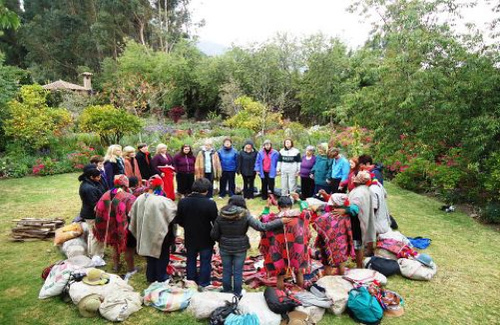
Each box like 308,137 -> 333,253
123,268 -> 139,282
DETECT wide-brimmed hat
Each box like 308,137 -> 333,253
281,311 -> 309,325
78,294 -> 103,318
415,253 -> 434,268
82,268 -> 110,286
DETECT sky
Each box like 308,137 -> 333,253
190,0 -> 498,49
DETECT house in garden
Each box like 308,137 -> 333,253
42,72 -> 93,95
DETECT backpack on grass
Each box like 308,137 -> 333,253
210,296 -> 240,325
347,286 -> 383,325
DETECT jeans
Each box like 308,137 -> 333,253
186,247 -> 213,287
242,175 -> 256,199
260,172 -> 275,199
219,171 -> 236,197
146,236 -> 171,283
220,250 -> 247,296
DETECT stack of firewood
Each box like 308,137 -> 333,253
10,218 -> 65,242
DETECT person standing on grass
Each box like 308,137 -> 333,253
277,139 -> 301,196
90,155 -> 109,191
238,141 -> 258,199
94,175 -> 137,274
136,143 -> 153,180
255,140 -> 279,200
123,146 -> 143,185
300,146 -> 316,199
211,195 -> 289,297
129,177 -> 177,283
328,148 -> 350,194
104,144 -> 125,189
176,178 -> 218,289
194,139 -> 222,198
78,164 -> 106,261
173,144 -> 196,197
310,143 -> 332,195
218,138 -> 239,199
151,143 -> 176,201
332,171 -> 376,268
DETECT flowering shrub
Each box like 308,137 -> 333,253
168,106 -> 186,123
67,142 -> 95,170
328,125 -> 373,157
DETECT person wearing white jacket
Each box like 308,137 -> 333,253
277,139 -> 301,196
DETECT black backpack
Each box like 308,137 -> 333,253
264,287 -> 301,315
209,296 -> 239,325
366,256 -> 401,277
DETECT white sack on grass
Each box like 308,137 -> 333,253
66,255 -> 93,269
344,268 -> 388,286
238,292 -> 282,325
69,273 -> 135,305
38,262 -> 75,299
295,306 -> 325,324
99,290 -> 142,322
61,237 -> 87,258
187,292 -> 235,320
398,258 -> 438,281
315,276 -> 353,316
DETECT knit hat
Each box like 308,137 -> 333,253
353,171 -> 371,185
263,139 -> 272,146
78,164 -> 100,181
149,175 -> 164,189
113,174 -> 129,188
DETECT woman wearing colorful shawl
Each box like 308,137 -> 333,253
259,196 -> 311,289
94,175 -> 137,273
332,171 -> 375,268
311,193 -> 355,276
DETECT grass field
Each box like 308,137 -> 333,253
0,173 -> 499,324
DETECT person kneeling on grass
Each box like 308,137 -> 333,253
94,175 -> 137,274
331,171 -> 376,268
259,196 -> 312,290
211,195 -> 290,297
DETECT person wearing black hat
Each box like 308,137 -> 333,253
238,141 -> 258,199
78,164 -> 106,260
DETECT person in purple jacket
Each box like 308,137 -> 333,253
173,144 -> 196,196
254,139 -> 280,200
300,145 -> 316,199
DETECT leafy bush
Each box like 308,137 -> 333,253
0,156 -> 34,178
225,96 -> 282,134
3,85 -> 72,151
481,202 -> 500,224
79,105 -> 143,145
394,157 -> 434,193
168,106 -> 186,123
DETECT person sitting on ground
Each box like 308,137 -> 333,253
310,192 -> 355,276
259,196 -> 311,290
211,195 -> 290,297
93,175 -> 137,274
176,178 -> 218,289
129,177 -> 177,283
78,164 -> 106,261
332,171 -> 376,268
358,154 -> 384,185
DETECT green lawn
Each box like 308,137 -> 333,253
0,173 -> 499,324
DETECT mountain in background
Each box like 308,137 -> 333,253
196,40 -> 228,56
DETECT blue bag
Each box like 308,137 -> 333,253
408,237 -> 432,249
225,313 -> 260,325
347,286 -> 383,325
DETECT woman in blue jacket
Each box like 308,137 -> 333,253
254,140 -> 279,200
218,138 -> 239,198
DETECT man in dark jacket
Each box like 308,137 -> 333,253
175,178 -> 218,288
210,195 -> 286,296
358,154 -> 384,185
237,141 -> 258,199
78,164 -> 105,260
136,143 -> 153,180
218,138 -> 239,198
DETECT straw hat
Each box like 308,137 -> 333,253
78,294 -> 103,318
82,268 -> 110,286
